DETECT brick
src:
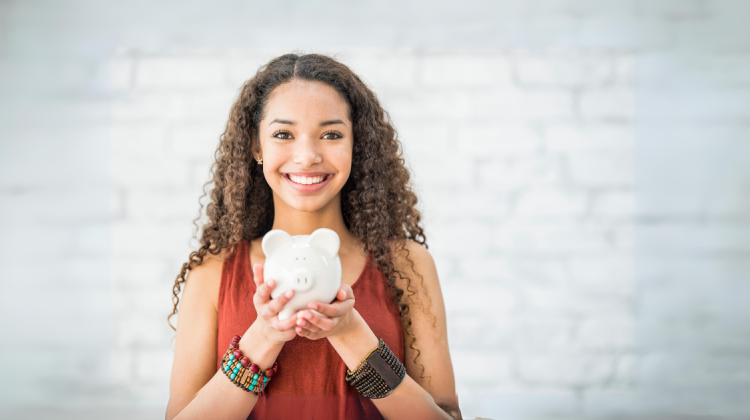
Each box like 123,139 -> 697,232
450,350 -> 514,388
111,155 -> 190,188
112,258 -> 174,290
384,91 -> 472,121
517,354 -> 616,387
406,152 -> 473,189
341,50 -> 418,90
109,55 -> 134,91
492,221 -> 612,255
613,54 -> 635,85
134,55 -> 226,89
181,89 -> 238,122
442,283 -> 517,316
576,318 -> 635,351
513,50 -> 616,87
591,190 -> 635,220
112,221 -> 194,258
638,0 -> 712,20
397,122 -> 451,154
455,124 -> 541,157
420,187 -> 510,223
225,49 -> 291,87
567,150 -> 635,187
126,188 -> 200,221
636,224 -> 750,255
476,88 -> 575,120
134,349 -> 173,383
110,348 -> 135,384
447,312 -> 515,351
476,156 -> 565,192
568,256 -> 634,296
111,123 -> 167,155
112,93 -> 188,122
579,86 -> 635,120
515,188 -> 588,219
544,122 -> 633,152
72,223 -> 110,257
169,124 -> 223,158
428,220 -> 493,258
420,53 -> 513,87
0,187 -> 109,224
114,311 -> 173,347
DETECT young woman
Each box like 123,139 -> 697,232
165,53 -> 462,420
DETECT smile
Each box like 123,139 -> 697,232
288,174 -> 330,185
283,173 -> 333,192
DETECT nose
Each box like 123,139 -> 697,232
291,267 -> 316,292
293,136 -> 323,167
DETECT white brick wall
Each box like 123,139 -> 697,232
109,48 -> 637,417
3,2 -> 750,419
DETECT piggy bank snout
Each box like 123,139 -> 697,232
290,268 -> 316,292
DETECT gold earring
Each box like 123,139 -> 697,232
256,157 -> 263,165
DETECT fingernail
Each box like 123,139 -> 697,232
268,279 -> 275,287
309,303 -> 317,310
285,290 -> 293,298
303,312 -> 311,320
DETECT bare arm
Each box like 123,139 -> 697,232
165,259 -> 296,420
294,241 -> 462,419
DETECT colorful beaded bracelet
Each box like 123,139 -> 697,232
220,335 -> 279,396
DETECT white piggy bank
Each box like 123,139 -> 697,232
262,228 -> 342,321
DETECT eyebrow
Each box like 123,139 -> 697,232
269,118 -> 347,127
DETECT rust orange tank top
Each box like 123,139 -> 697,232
216,240 -> 405,419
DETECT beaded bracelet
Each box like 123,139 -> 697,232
220,335 -> 279,396
345,338 -> 406,399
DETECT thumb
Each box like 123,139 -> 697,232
339,284 -> 355,301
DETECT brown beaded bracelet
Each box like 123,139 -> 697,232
345,338 -> 406,399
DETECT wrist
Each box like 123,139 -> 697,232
328,309 -> 379,371
239,322 -> 284,369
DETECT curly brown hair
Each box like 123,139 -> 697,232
168,52 -> 431,377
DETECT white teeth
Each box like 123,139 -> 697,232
289,174 -> 327,185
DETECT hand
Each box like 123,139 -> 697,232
294,284 -> 356,340
248,263 -> 298,345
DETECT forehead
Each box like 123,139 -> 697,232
262,79 -> 351,125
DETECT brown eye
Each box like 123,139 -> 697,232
323,131 -> 343,140
272,130 -> 292,139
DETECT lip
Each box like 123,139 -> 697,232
283,172 -> 333,193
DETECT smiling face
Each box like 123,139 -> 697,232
256,79 -> 354,214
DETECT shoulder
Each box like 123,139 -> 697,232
183,243 -> 237,311
388,239 -> 440,306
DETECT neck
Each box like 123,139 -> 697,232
270,193 -> 359,253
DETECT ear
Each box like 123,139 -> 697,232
308,228 -> 340,258
262,229 -> 293,256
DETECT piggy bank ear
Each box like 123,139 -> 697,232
262,229 -> 293,257
309,228 -> 340,258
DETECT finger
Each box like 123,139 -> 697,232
296,316 -> 323,333
273,312 -> 299,331
300,311 -> 334,331
295,325 -> 312,337
253,278 -> 276,306
339,284 -> 355,301
253,264 -> 264,288
309,298 -> 354,318
295,325 -> 321,340
263,289 -> 294,318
